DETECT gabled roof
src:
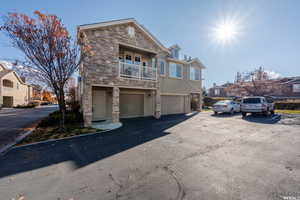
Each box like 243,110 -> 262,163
188,58 -> 206,69
0,62 -> 28,85
280,76 -> 300,85
0,63 -> 6,71
0,69 -> 13,79
78,18 -> 169,53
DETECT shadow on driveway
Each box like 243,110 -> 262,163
242,114 -> 281,124
210,112 -> 241,118
0,113 -> 198,178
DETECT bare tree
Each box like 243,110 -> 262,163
1,11 -> 92,130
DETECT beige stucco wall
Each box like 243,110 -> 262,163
1,72 -> 31,107
159,61 -> 202,94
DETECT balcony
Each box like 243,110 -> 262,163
119,62 -> 157,81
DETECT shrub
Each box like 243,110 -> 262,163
38,110 -> 83,127
14,104 -> 36,109
275,102 -> 300,110
66,100 -> 80,112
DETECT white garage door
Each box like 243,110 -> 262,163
120,94 -> 144,118
161,95 -> 185,115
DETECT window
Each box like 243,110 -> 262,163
214,89 -> 220,95
3,79 -> 13,88
171,49 -> 179,59
242,98 -> 261,104
17,83 -> 19,89
293,84 -> 300,93
159,61 -> 165,75
134,55 -> 141,65
125,54 -> 133,64
169,62 -> 182,78
128,26 -> 135,37
190,66 -> 200,80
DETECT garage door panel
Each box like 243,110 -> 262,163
161,95 -> 184,115
120,94 -> 144,118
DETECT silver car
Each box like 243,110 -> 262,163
241,96 -> 275,117
212,100 -> 240,115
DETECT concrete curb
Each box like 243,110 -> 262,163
4,124 -> 123,154
0,128 -> 35,155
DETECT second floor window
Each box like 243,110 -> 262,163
293,84 -> 300,93
190,67 -> 200,80
160,61 -> 165,75
125,54 -> 132,64
169,62 -> 182,78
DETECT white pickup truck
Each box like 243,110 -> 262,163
241,96 -> 275,117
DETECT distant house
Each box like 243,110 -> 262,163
208,76 -> 300,98
0,63 -> 32,107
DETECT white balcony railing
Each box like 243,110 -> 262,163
119,62 -> 157,81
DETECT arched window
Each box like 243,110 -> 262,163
3,79 -> 13,88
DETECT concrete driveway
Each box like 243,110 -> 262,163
0,111 -> 299,200
0,105 -> 58,149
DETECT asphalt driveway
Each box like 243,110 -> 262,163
0,105 -> 58,149
0,111 -> 299,200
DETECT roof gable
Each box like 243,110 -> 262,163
78,18 -> 169,53
188,58 -> 206,69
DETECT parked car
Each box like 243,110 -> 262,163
241,96 -> 275,117
212,100 -> 240,115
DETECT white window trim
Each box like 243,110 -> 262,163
293,83 -> 300,93
159,60 -> 166,76
169,62 -> 183,79
189,66 -> 201,81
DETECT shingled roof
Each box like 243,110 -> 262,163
0,69 -> 13,79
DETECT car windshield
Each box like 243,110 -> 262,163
243,98 -> 261,104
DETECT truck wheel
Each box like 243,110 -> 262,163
242,112 -> 247,117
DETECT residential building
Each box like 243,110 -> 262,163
208,77 -> 300,98
0,63 -> 32,107
77,18 -> 206,126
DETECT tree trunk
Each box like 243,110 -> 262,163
58,88 -> 66,131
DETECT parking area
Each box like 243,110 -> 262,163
0,111 -> 299,200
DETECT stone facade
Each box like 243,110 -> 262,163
78,19 -> 205,126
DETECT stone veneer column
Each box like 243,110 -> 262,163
0,79 -> 2,107
199,93 -> 203,111
154,90 -> 161,119
83,84 -> 92,127
112,87 -> 120,123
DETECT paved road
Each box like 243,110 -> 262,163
0,105 -> 58,148
0,112 -> 299,200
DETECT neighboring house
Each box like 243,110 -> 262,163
208,76 -> 300,98
0,63 -> 32,107
209,83 -> 230,97
78,18 -> 206,126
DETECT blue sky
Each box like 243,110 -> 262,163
1,0 -> 300,88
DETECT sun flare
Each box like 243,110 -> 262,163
212,19 -> 240,45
